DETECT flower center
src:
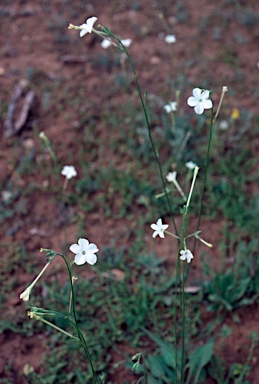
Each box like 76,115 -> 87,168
82,251 -> 86,255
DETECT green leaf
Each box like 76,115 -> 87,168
147,355 -> 167,379
147,374 -> 161,384
208,294 -> 233,311
232,277 -> 251,301
187,339 -> 214,384
144,329 -> 178,370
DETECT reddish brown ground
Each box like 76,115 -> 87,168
0,0 -> 259,383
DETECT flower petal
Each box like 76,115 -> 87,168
78,238 -> 89,250
101,39 -> 112,48
121,38 -> 132,47
69,243 -> 81,254
85,252 -> 97,265
87,243 -> 99,253
203,99 -> 213,109
87,16 -> 97,30
187,96 -> 197,107
194,103 -> 204,114
74,253 -> 85,265
80,29 -> 89,37
193,88 -> 201,98
201,90 -> 210,100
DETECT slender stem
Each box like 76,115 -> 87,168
179,222 -> 187,383
58,253 -> 99,384
105,30 -> 178,236
180,263 -> 186,384
193,109 -> 214,254
170,111 -> 176,136
100,27 -> 182,379
173,251 -> 180,378
164,230 -> 180,240
29,259 -> 52,289
178,166 -> 197,381
186,166 -> 199,210
30,313 -> 80,342
117,34 -> 181,379
213,88 -> 227,123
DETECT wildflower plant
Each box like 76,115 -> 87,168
67,18 -> 225,383
20,138 -> 100,382
19,15 -> 229,384
20,245 -> 100,383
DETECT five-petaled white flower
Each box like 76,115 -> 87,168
79,16 -> 97,37
164,34 -> 176,44
166,171 -> 177,182
164,102 -> 177,113
121,38 -> 132,47
101,39 -> 112,48
180,249 -> 194,263
70,238 -> 99,265
61,165 -> 77,180
187,88 -> 213,115
185,161 -> 197,170
151,218 -> 169,239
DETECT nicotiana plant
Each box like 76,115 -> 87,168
19,15 -> 228,384
20,243 -> 100,383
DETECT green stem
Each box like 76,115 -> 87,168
30,314 -> 80,342
180,263 -> 186,384
105,30 -> 178,236
58,253 -> 99,384
173,252 -> 180,378
193,109 -> 214,254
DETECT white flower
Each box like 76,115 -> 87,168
2,190 -> 12,202
101,39 -> 112,48
121,39 -> 132,47
222,86 -> 228,93
20,287 -> 31,301
150,218 -> 168,239
166,171 -> 177,182
164,102 -> 177,113
70,238 -> 99,265
187,88 -> 213,115
19,259 -> 52,302
180,249 -> 194,263
79,16 -> 97,37
185,161 -> 197,170
61,165 -> 77,180
219,120 -> 229,130
164,34 -> 176,44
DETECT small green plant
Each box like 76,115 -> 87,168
142,330 -> 214,384
204,270 -> 253,313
